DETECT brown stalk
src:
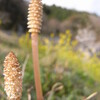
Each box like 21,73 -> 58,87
31,33 -> 43,100
27,0 -> 43,99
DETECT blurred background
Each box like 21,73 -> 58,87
0,0 -> 100,99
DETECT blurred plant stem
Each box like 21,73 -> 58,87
22,54 -> 29,78
84,92 -> 97,100
27,86 -> 33,100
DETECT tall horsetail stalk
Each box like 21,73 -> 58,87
27,0 -> 43,100
3,52 -> 22,100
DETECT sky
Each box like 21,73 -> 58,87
42,0 -> 100,16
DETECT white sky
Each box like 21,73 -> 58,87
42,0 -> 100,15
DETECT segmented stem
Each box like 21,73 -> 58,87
27,0 -> 43,99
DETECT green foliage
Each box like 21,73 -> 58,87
19,32 -> 32,52
43,5 -> 79,21
18,30 -> 100,99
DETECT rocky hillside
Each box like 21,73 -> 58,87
0,0 -> 100,45
0,0 -> 99,34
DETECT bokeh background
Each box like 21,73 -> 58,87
0,0 -> 100,99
